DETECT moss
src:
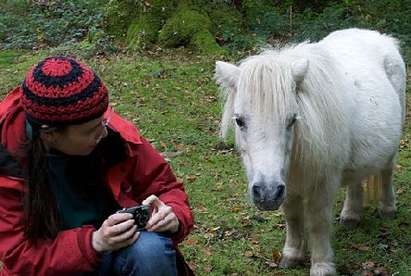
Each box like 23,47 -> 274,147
104,0 -> 176,39
209,6 -> 244,35
126,0 -> 177,50
104,0 -> 138,37
191,31 -> 226,55
127,17 -> 158,50
159,3 -> 223,54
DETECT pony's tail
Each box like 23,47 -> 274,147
362,175 -> 382,207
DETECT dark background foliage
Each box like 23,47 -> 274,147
0,0 -> 410,59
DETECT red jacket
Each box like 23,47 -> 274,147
0,87 -> 194,275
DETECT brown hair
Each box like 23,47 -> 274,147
23,129 -> 61,241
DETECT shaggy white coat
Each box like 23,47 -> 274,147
215,28 -> 406,276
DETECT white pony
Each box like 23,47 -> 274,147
214,28 -> 406,276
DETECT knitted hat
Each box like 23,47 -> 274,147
21,56 -> 109,126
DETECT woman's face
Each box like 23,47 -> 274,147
47,116 -> 109,156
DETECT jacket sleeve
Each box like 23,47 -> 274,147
128,137 -> 194,243
0,177 -> 100,276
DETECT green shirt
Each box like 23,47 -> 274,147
47,150 -> 118,230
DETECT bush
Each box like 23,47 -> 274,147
0,0 -> 111,51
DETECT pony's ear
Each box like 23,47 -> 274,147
215,61 -> 239,139
214,61 -> 240,90
292,59 -> 309,84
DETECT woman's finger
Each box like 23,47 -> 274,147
107,219 -> 135,236
147,212 -> 174,231
146,206 -> 171,228
115,230 -> 140,250
110,224 -> 138,243
143,194 -> 167,209
148,213 -> 179,233
106,213 -> 133,226
142,194 -> 160,206
151,218 -> 179,233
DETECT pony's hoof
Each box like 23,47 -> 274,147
340,216 -> 360,228
340,214 -> 360,228
378,206 -> 396,219
279,255 -> 305,268
310,262 -> 336,276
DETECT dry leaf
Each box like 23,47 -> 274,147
229,207 -> 242,212
160,141 -> 167,149
275,223 -> 286,229
204,265 -> 213,273
272,249 -> 282,263
244,250 -> 254,257
265,260 -> 279,268
352,244 -> 370,251
187,175 -> 197,182
203,248 -> 213,256
184,239 -> 198,246
362,261 -> 376,270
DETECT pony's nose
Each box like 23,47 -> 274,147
252,182 -> 285,202
252,184 -> 265,202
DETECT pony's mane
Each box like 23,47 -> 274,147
221,42 -> 351,183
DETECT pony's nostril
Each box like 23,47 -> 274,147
274,184 -> 285,200
252,184 -> 264,201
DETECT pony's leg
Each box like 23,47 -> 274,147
279,194 -> 305,268
340,177 -> 363,227
306,183 -> 337,276
378,166 -> 396,218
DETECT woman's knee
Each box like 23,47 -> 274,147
115,231 -> 177,275
132,231 -> 175,260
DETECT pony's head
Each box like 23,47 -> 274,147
215,53 -> 309,210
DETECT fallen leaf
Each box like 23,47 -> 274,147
374,266 -> 389,276
196,206 -> 208,214
272,249 -> 282,263
265,260 -> 278,268
203,248 -> 212,256
229,207 -> 242,213
184,239 -> 198,246
204,265 -> 213,273
352,244 -> 370,251
186,175 -> 197,182
244,250 -> 254,257
161,151 -> 183,159
160,140 -> 167,149
396,187 -> 405,194
274,223 -> 286,230
362,261 -> 375,270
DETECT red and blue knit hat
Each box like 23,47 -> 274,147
21,56 -> 109,126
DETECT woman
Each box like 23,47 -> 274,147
0,56 -> 194,275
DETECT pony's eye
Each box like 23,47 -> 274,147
287,114 -> 297,129
235,117 -> 246,129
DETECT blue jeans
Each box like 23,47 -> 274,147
91,232 -> 177,276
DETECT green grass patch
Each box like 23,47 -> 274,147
0,48 -> 410,275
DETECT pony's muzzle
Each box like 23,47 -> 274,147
251,181 -> 285,210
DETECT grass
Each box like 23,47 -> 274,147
0,48 -> 410,275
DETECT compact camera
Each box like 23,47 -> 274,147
116,205 -> 151,231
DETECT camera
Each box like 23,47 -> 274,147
116,205 -> 151,231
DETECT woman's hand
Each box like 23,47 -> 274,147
142,195 -> 179,233
92,213 -> 139,253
